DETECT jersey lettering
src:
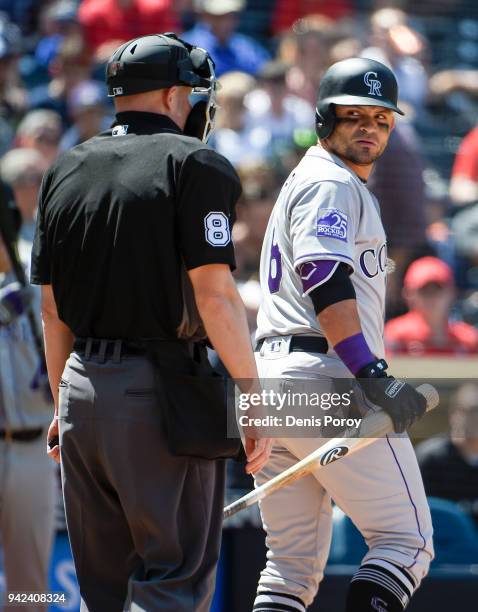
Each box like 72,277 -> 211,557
359,243 -> 386,278
204,212 -> 230,246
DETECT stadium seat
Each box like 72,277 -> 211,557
427,497 -> 478,564
328,497 -> 478,566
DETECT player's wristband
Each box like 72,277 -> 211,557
334,332 -> 375,375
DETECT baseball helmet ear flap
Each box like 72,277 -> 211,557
315,104 -> 335,140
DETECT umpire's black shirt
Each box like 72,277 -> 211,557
30,111 -> 241,339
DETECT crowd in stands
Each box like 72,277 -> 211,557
0,0 -> 477,534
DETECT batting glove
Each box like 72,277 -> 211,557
356,359 -> 426,433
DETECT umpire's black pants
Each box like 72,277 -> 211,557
58,342 -> 225,612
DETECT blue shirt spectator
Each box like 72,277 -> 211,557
0,0 -> 33,32
182,0 -> 270,76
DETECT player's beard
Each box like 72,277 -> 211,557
329,139 -> 386,166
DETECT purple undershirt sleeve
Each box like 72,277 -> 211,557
334,332 -> 375,375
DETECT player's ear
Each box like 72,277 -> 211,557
390,114 -> 396,131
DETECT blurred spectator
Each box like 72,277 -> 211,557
35,1 -> 81,73
416,383 -> 478,527
0,14 -> 26,155
0,148 -> 48,244
361,8 -> 429,114
385,256 -> 478,355
450,123 -> 478,206
404,0 -> 477,19
278,15 -> 335,106
15,109 -> 63,166
60,80 -> 111,151
272,0 -> 353,35
232,162 -> 277,331
78,0 -> 178,61
368,121 -> 429,317
451,204 -> 478,325
245,59 -> 316,159
182,0 -> 270,76
212,71 -> 266,165
0,1 -> 36,32
234,161 -> 277,280
328,36 -> 363,64
0,193 -> 56,612
429,69 -> 478,104
28,34 -> 96,126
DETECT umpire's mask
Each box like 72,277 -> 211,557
184,50 -> 218,143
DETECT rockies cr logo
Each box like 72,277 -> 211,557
364,71 -> 382,96
320,446 -> 349,466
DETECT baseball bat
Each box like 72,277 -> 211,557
224,383 -> 439,519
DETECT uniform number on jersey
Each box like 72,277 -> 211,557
268,230 -> 282,293
204,212 -> 231,247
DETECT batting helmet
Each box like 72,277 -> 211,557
315,57 -> 404,139
106,33 -> 218,142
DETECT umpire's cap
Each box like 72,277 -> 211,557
106,32 -> 214,97
316,57 -> 404,139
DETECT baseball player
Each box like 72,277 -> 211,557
253,58 -> 434,612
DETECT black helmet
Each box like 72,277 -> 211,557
106,32 -> 218,142
315,57 -> 404,139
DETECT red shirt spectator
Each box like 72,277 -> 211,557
78,0 -> 178,53
385,256 -> 478,355
450,125 -> 478,204
272,0 -> 352,35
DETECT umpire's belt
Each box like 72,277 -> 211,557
255,335 -> 329,354
73,337 -> 199,363
74,338 -> 146,362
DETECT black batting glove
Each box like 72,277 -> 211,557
356,359 -> 426,433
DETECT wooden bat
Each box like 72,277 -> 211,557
224,383 -> 439,520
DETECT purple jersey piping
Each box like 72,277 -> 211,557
386,434 -> 427,571
294,252 -> 354,269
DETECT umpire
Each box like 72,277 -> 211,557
31,33 -> 271,612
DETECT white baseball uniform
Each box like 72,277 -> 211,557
253,145 -> 433,610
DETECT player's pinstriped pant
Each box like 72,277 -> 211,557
252,337 -> 434,611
